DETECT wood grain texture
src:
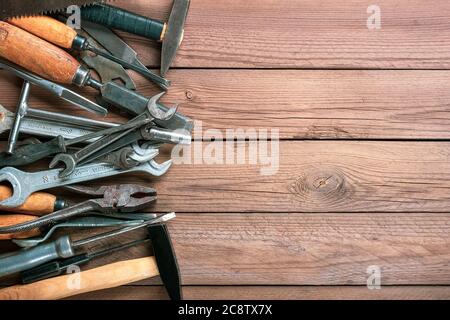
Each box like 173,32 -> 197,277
67,285 -> 450,300
3,69 -> 450,140
111,0 -> 450,69
0,22 -> 80,84
128,141 -> 450,213
0,257 -> 159,300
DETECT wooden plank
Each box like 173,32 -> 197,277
2,69 -> 450,140
146,141 -> 450,213
3,212 -> 447,286
67,285 -> 450,300
111,0 -> 450,69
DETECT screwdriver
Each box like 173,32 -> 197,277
21,238 -> 151,284
8,16 -> 170,90
0,212 -> 175,278
0,22 -> 191,131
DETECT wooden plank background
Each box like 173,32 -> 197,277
1,0 -> 450,300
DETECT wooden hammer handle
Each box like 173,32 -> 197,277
0,21 -> 81,84
0,185 -> 64,216
0,214 -> 40,240
0,257 -> 160,300
8,16 -> 78,50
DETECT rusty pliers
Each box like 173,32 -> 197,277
0,184 -> 157,234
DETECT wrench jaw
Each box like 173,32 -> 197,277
0,167 -> 28,208
148,92 -> 178,121
49,153 -> 77,178
145,159 -> 173,177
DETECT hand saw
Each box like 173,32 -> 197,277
0,0 -> 113,20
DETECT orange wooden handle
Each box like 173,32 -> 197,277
0,21 -> 80,84
0,185 -> 58,216
0,257 -> 160,300
8,16 -> 77,50
0,214 -> 40,240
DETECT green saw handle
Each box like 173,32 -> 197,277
81,3 -> 166,41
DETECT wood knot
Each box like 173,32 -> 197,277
185,90 -> 193,100
288,166 -> 351,208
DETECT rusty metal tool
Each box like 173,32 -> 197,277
0,117 -> 151,168
20,237 -> 152,284
81,0 -> 191,76
13,216 -> 150,247
79,30 -> 136,91
0,212 -> 175,278
9,16 -> 170,90
0,23 -> 193,132
0,184 -> 157,234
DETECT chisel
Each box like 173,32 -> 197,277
0,22 -> 193,132
8,16 -> 169,90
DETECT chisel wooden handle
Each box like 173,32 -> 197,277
0,214 -> 40,240
0,257 -> 159,300
81,3 -> 166,41
0,185 -> 67,216
8,16 -> 78,50
0,21 -> 81,84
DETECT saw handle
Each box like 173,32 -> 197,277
8,16 -> 78,50
0,257 -> 159,300
0,21 -> 81,84
81,3 -> 166,41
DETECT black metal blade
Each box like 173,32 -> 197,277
148,224 -> 182,300
1,0 -> 113,20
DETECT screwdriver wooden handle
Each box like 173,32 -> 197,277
8,16 -> 78,50
0,185 -> 67,216
0,214 -> 40,240
0,257 -> 159,300
0,21 -> 81,84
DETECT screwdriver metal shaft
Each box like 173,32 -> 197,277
0,213 -> 175,278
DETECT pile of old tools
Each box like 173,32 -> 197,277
0,0 -> 191,300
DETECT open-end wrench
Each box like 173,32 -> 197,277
49,118 -> 151,177
0,118 -> 151,168
0,159 -> 172,208
97,146 -> 159,170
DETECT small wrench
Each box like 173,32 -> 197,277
0,159 -> 172,208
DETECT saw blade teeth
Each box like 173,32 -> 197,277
1,0 -> 115,20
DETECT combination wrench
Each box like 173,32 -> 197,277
0,159 -> 172,208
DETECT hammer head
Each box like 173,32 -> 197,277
161,0 -> 190,77
148,223 -> 182,300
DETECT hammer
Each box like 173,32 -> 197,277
80,0 -> 191,77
